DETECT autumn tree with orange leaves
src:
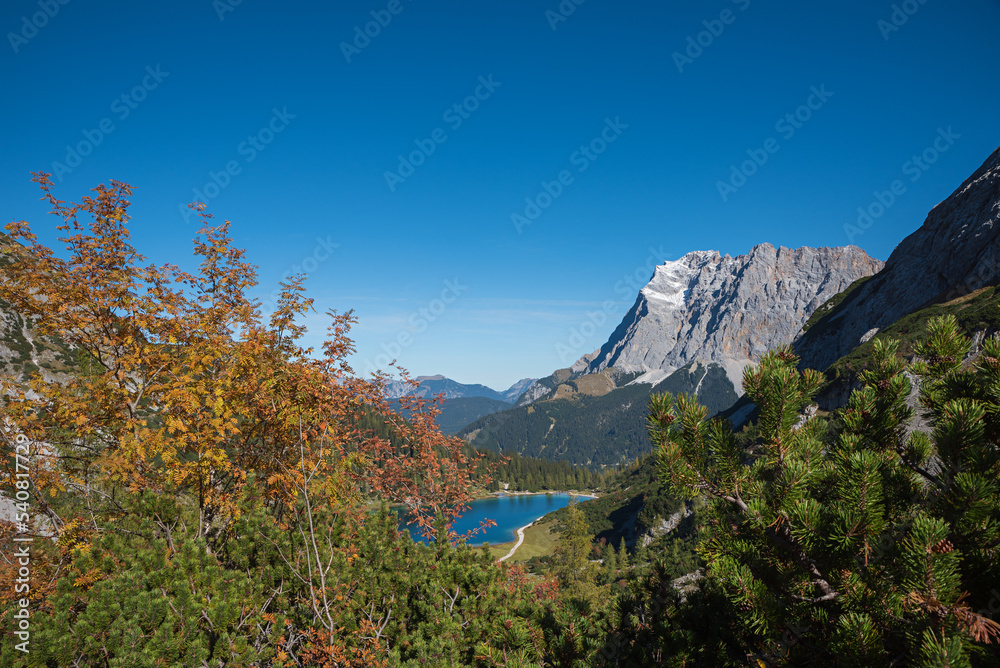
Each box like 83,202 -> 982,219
0,175 -> 608,667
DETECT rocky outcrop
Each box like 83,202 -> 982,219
583,243 -> 883,390
501,378 -> 538,403
640,505 -> 693,547
514,381 -> 556,406
796,147 -> 1000,372
0,234 -> 75,385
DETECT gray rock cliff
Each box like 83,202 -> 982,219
795,147 -> 1000,372
585,243 -> 883,390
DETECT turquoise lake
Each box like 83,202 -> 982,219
401,493 -> 592,546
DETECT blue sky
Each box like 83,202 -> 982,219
3,0 -> 999,390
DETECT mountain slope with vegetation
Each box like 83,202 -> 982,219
814,284 -> 1000,408
391,395 -> 512,435
460,361 -> 739,467
795,146 -> 1000,372
0,233 -> 78,382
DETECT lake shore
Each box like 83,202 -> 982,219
399,491 -> 593,549
474,489 -> 598,501
487,517 -> 561,562
496,520 -> 534,562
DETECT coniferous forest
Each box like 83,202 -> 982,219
1,178 -> 998,666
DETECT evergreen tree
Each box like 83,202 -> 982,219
553,503 -> 596,598
602,541 -> 618,584
646,331 -> 1000,666
634,536 -> 650,573
617,537 -> 630,574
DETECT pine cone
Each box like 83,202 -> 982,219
930,539 -> 954,554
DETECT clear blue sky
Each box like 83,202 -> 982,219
3,0 -> 999,390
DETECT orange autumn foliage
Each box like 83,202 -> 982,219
0,172 -> 491,577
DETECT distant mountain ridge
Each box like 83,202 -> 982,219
582,243 -> 883,391
462,242 -> 882,467
390,396 -> 512,436
517,242 -> 883,410
383,375 -> 537,404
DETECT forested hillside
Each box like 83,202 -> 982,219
368,403 -> 607,492
392,395 -> 512,435
460,361 -> 738,467
550,454 -> 692,549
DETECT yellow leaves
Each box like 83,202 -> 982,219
73,567 -> 102,590
164,416 -> 189,434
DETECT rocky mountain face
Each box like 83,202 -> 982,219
0,299 -> 52,381
580,243 -> 883,391
795,147 -> 1000,372
500,377 -> 538,403
383,374 -> 537,404
0,234 -> 76,384
487,243 -> 883,466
